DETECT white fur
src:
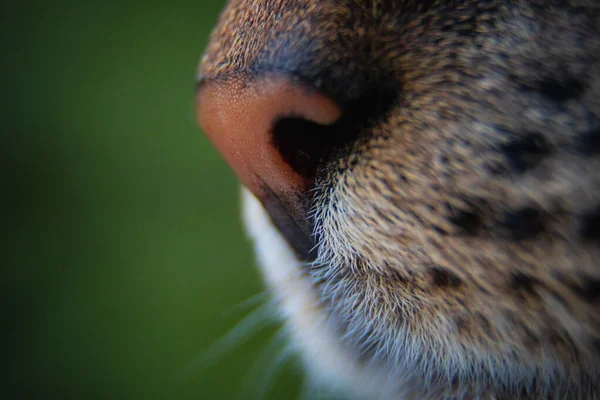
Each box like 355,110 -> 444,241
241,187 -> 397,400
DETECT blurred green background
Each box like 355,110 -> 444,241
4,1 -> 302,399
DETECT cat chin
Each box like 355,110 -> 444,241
241,187 -> 395,400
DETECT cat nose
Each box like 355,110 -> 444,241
196,75 -> 342,201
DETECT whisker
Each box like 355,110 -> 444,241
177,300 -> 274,383
237,326 -> 292,400
221,291 -> 269,318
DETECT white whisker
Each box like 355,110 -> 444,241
221,291 -> 269,318
237,326 -> 292,400
178,300 -> 274,383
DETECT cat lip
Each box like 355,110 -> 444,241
259,184 -> 318,262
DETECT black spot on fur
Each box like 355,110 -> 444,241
548,332 -> 567,348
510,273 -> 539,297
577,128 -> 600,156
476,313 -> 494,338
449,209 -> 483,235
581,208 -> 600,242
455,316 -> 470,335
569,276 -> 600,303
429,267 -> 462,288
499,207 -> 545,241
500,133 -> 552,174
520,324 -> 540,348
385,268 -> 409,285
538,76 -> 586,102
432,225 -> 449,235
374,207 -> 396,226
593,338 -> 600,353
485,162 -> 510,176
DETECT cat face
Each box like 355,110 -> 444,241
197,1 -> 600,398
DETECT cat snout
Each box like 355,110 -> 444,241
196,74 -> 342,201
196,74 -> 342,259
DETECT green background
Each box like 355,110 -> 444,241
5,1 -> 302,399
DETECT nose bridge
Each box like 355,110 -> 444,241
198,0 -> 378,107
198,0 -> 319,82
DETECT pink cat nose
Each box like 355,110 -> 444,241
196,75 -> 342,203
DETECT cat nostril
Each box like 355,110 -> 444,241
196,75 -> 342,202
271,116 -> 341,179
